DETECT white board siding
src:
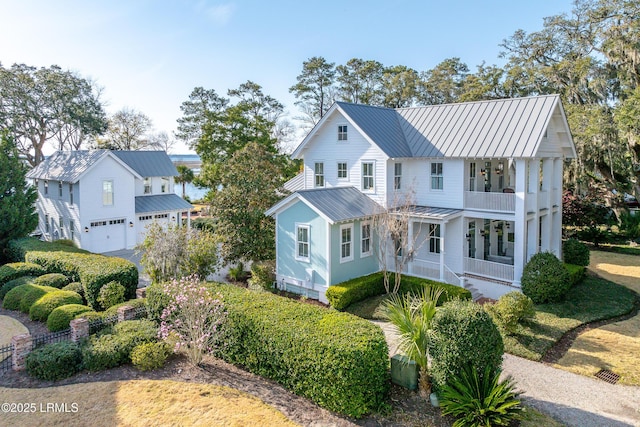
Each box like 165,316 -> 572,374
402,158 -> 464,209
302,111 -> 389,205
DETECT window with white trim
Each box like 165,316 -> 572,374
103,180 -> 114,206
431,162 -> 443,190
69,183 -> 74,204
362,162 -> 374,191
394,162 -> 402,190
58,181 -> 63,197
69,219 -> 74,241
361,222 -> 371,257
314,162 -> 324,187
296,224 -> 310,262
338,125 -> 348,141
340,224 -> 353,262
161,177 -> 169,193
59,216 -> 63,237
45,214 -> 50,233
469,162 -> 476,191
143,178 -> 152,194
429,223 -> 441,254
337,162 -> 348,179
44,180 -> 48,196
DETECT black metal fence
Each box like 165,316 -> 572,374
0,343 -> 12,373
31,329 -> 72,350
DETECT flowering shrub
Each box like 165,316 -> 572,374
158,275 -> 226,365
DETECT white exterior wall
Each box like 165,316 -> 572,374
409,158 -> 464,208
135,176 -> 175,196
34,180 -> 81,247
300,111 -> 389,206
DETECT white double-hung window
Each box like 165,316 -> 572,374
362,162 -> 374,191
431,162 -> 443,190
361,222 -> 371,257
314,162 -> 325,188
340,224 -> 353,262
103,180 -> 114,206
296,224 -> 310,262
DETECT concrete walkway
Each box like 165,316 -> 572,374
372,320 -> 640,427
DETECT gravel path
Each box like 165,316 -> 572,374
372,320 -> 640,427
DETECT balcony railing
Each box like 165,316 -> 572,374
464,191 -> 515,212
464,257 -> 514,282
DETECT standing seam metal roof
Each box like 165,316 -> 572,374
296,187 -> 382,223
135,194 -> 193,214
333,95 -> 561,159
111,151 -> 178,177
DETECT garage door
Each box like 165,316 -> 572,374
89,218 -> 126,253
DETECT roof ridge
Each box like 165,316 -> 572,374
396,94 -> 560,112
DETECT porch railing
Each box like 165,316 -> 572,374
464,257 -> 514,282
411,259 -> 440,281
464,191 -> 515,212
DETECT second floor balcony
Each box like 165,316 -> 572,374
464,190 -> 515,212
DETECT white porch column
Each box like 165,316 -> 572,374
439,221 -> 446,282
551,158 -> 564,257
408,220 -> 414,276
513,159 -> 528,287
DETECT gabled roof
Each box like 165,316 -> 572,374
112,151 -> 178,177
135,194 -> 193,214
266,187 -> 381,224
26,150 -> 177,183
291,95 -> 575,159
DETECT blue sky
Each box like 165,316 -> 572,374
0,0 -> 574,153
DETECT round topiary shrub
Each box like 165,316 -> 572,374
29,290 -> 83,322
521,252 -> 571,304
0,262 -> 45,286
485,291 -> 535,334
75,310 -> 103,322
19,284 -> 59,314
33,273 -> 70,289
131,341 -> 171,371
2,283 -> 43,311
430,299 -> 504,390
0,276 -> 35,301
97,281 -> 126,310
47,304 -> 95,332
563,238 -> 590,267
62,282 -> 85,300
25,341 -> 82,381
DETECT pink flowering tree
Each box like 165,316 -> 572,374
158,275 -> 226,365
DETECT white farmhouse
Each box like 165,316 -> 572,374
267,95 -> 576,301
26,150 -> 193,253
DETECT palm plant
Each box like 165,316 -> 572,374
175,164 -> 195,199
379,285 -> 443,398
439,364 -> 523,427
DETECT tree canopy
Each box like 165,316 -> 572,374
0,133 -> 38,254
0,63 -> 107,165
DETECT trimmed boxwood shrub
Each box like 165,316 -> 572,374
521,252 -> 571,304
25,251 -> 138,310
0,276 -> 35,301
563,238 -> 590,266
248,260 -> 276,292
0,262 -> 45,286
131,341 -> 171,371
19,285 -> 59,314
62,282 -> 85,300
25,341 -> 82,381
2,283 -> 36,310
485,291 -> 535,334
430,299 -> 504,390
97,281 -> 126,310
6,237 -> 89,262
82,319 -> 158,371
47,304 -> 95,332
102,298 -> 147,318
75,310 -> 103,322
565,263 -> 586,287
33,273 -> 70,289
197,283 -> 389,418
326,272 -> 471,310
29,290 -> 83,321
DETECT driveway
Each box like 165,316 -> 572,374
374,320 -> 640,427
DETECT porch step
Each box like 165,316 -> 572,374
463,282 -> 483,301
463,273 -> 515,288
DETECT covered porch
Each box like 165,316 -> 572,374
463,217 -> 515,283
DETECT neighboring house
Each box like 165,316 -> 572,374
27,150 -> 193,254
266,95 -> 576,302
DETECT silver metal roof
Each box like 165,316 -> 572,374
396,205 -> 463,221
112,151 -> 178,177
297,187 -> 381,223
135,194 -> 193,214
26,150 -> 108,182
323,95 -> 564,159
283,173 -> 305,192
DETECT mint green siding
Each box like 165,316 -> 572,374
330,220 -> 379,285
276,200 -> 328,286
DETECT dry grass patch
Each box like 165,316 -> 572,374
589,250 -> 640,293
0,315 -> 28,346
0,380 -> 298,427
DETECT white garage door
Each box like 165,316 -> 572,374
89,218 -> 126,253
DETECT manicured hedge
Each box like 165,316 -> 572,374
47,304 -> 95,332
19,284 -> 59,313
25,341 -> 82,381
563,238 -> 590,266
565,263 -> 586,287
0,276 -> 35,301
33,273 -> 70,289
6,237 -> 88,262
207,283 -> 389,418
0,262 -> 45,286
101,298 -> 147,318
29,290 -> 83,321
25,251 -> 138,310
326,272 -> 471,310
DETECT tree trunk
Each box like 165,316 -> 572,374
418,366 -> 431,399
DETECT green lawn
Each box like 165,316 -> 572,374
502,275 -> 637,360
